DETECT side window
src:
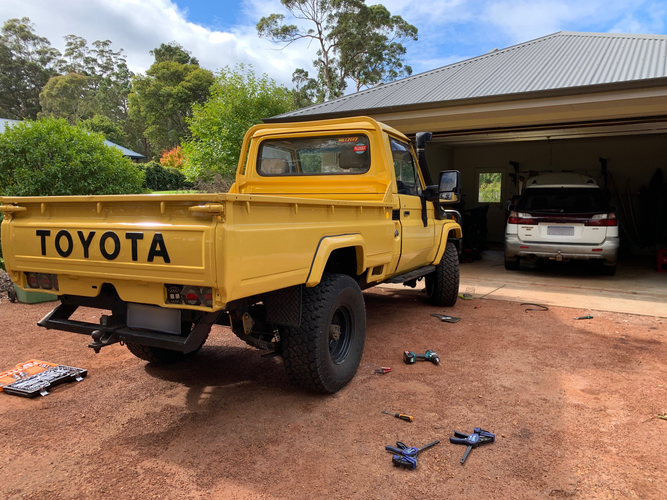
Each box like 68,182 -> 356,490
260,145 -> 296,174
390,137 -> 421,196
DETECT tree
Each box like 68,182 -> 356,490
128,43 -> 214,157
182,65 -> 293,181
0,17 -> 61,119
38,72 -> 98,124
150,42 -> 199,65
79,114 -> 127,145
47,35 -> 134,134
0,118 -> 144,197
257,0 -> 416,101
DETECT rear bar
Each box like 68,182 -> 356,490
38,303 -> 215,353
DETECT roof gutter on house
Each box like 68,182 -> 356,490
264,77 -> 667,125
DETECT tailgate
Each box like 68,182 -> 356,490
518,216 -> 607,244
2,196 -> 221,288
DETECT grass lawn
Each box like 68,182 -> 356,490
151,190 -> 202,194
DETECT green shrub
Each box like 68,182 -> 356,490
138,161 -> 193,191
0,118 -> 145,196
0,118 -> 145,269
0,212 -> 4,271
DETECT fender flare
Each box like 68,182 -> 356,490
306,233 -> 366,287
433,223 -> 463,265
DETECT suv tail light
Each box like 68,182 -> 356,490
508,211 -> 535,224
587,213 -> 617,226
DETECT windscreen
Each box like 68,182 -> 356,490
516,187 -> 610,214
257,135 -> 370,176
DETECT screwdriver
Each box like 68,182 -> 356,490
382,410 -> 414,422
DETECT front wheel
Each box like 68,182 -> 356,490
425,241 -> 460,307
281,273 -> 366,393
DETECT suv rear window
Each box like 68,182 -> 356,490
517,187 -> 610,214
257,135 -> 370,176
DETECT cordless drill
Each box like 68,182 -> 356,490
403,350 -> 440,365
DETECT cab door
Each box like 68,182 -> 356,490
391,137 -> 435,273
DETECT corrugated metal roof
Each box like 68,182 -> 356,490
0,118 -> 144,158
271,31 -> 667,121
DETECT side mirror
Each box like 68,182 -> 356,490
436,170 -> 461,204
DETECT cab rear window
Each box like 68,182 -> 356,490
257,135 -> 370,176
517,187 -> 610,213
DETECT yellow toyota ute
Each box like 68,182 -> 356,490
1,117 -> 462,393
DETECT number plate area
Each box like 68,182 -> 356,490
547,226 -> 575,236
127,303 -> 182,335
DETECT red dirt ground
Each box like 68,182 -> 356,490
0,288 -> 665,499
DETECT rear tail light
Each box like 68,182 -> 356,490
182,286 -> 201,306
165,285 -> 214,307
25,272 -> 58,291
201,287 -> 213,307
27,273 -> 39,289
166,285 -> 182,304
38,273 -> 51,289
587,213 -> 617,226
508,211 -> 535,224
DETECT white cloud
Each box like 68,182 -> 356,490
0,0 -> 315,86
481,0 -> 654,42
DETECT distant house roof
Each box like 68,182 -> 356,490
0,118 -> 145,159
268,31 -> 667,122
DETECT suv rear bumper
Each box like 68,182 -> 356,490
505,235 -> 619,262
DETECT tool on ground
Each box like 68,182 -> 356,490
430,313 -> 461,323
404,350 -> 440,365
2,365 -> 87,397
573,315 -> 594,320
449,428 -> 495,464
0,360 -> 59,391
520,303 -> 549,313
385,440 -> 440,469
381,410 -> 414,422
373,367 -> 392,374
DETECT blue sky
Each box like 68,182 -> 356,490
2,0 -> 665,90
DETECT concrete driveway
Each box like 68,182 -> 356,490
381,249 -> 666,317
457,249 -> 667,318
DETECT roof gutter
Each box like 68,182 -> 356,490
264,77 -> 667,124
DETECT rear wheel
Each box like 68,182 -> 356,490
425,241 -> 460,307
281,273 -> 366,393
504,255 -> 520,271
126,320 -> 210,364
600,263 -> 617,276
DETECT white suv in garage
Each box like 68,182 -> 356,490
504,174 -> 619,275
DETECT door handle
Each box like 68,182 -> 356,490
403,211 -> 410,216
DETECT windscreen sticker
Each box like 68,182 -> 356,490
353,143 -> 367,154
338,137 -> 359,143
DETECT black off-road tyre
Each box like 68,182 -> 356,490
126,321 -> 210,364
425,241 -> 460,307
600,263 -> 617,276
504,255 -> 520,271
281,273 -> 366,393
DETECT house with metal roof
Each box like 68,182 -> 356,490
269,31 -> 667,247
0,118 -> 145,160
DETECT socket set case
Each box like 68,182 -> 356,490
0,360 -> 59,391
2,365 -> 87,397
